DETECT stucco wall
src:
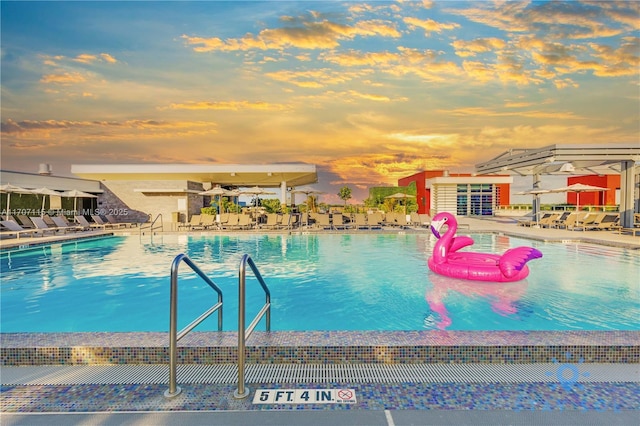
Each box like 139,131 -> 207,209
98,180 -> 205,227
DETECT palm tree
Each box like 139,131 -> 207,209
338,186 -> 352,208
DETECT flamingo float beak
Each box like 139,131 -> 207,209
430,219 -> 446,239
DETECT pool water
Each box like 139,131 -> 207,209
1,234 -> 638,332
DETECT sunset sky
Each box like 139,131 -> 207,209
1,1 -> 638,204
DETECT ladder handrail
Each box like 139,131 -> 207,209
165,253 -> 223,398
140,213 -> 163,234
234,253 -> 271,399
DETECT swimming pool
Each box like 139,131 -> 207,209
1,234 -> 638,332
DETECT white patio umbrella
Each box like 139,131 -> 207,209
60,189 -> 98,215
239,186 -> 276,226
30,187 -> 63,217
0,184 -> 34,220
515,188 -> 552,225
199,186 -> 235,214
550,183 -> 609,209
385,192 -> 416,214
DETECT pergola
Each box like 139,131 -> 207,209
475,144 -> 640,228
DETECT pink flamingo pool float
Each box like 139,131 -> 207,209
428,212 -> 542,282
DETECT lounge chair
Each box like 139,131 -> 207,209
74,215 -> 107,229
517,212 -> 554,227
198,214 -> 218,230
585,213 -> 621,231
367,212 -> 384,229
105,214 -> 137,228
221,214 -> 240,230
567,212 -> 597,231
284,213 -> 299,229
263,213 -> 284,229
30,216 -> 69,234
0,220 -> 47,239
315,213 -> 331,230
418,214 -> 432,227
16,215 -> 36,229
237,214 -> 253,230
51,216 -> 85,232
332,214 -> 348,230
41,215 -> 57,227
549,211 -> 571,228
91,214 -> 127,229
382,212 -> 398,227
395,214 -> 409,228
179,214 -> 202,230
353,213 -> 368,230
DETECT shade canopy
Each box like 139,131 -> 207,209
198,186 -> 236,196
0,184 -> 33,220
30,187 -> 63,217
60,189 -> 98,214
291,187 -> 324,195
550,183 -> 609,193
385,192 -> 416,199
550,183 -> 609,208
239,186 -> 276,196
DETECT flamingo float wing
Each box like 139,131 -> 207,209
498,247 -> 543,278
450,236 -> 474,253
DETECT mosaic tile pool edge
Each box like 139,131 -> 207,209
2,331 -> 638,366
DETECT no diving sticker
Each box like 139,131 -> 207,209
253,389 -> 356,404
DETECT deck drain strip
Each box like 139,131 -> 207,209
2,364 -> 638,386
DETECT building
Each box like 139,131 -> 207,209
71,163 -> 318,226
398,170 -> 511,216
2,163 -> 318,227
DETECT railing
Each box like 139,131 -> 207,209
140,213 -> 163,235
165,253 -> 223,398
234,253 -> 271,399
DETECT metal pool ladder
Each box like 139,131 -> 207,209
234,253 -> 271,399
164,253 -> 271,400
140,213 -> 163,235
165,253 -> 224,398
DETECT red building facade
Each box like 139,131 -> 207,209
398,170 -> 511,216
567,175 -> 620,207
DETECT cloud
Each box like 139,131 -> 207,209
1,119 -> 218,141
452,38 -> 506,57
265,68 -> 372,88
182,16 -> 400,52
442,106 -> 584,120
40,72 -> 87,84
165,100 -> 290,111
403,17 -> 460,35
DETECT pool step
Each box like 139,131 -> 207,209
2,363 -> 638,386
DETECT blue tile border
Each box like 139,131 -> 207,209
2,331 -> 638,365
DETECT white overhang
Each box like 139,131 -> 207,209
475,143 -> 640,176
71,163 -> 318,187
133,188 -> 203,194
426,176 -> 513,185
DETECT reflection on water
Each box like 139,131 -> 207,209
425,272 -> 528,330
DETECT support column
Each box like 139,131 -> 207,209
280,181 -> 287,207
620,161 -> 635,228
532,173 -> 541,222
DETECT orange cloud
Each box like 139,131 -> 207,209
166,100 -> 289,111
182,17 -> 400,53
403,17 -> 460,35
452,37 -> 506,57
40,72 -> 86,84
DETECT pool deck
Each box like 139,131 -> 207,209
1,216 -> 639,424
